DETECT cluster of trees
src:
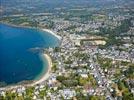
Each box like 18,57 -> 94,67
0,86 -> 47,100
73,52 -> 90,61
56,74 -> 97,88
124,64 -> 134,79
45,21 -> 54,29
54,47 -> 61,52
99,18 -> 132,47
75,94 -> 105,100
0,91 -> 23,100
112,63 -> 134,100
7,17 -> 38,27
56,75 -> 79,87
117,80 -> 134,100
79,75 -> 97,87
99,18 -> 132,36
25,87 -> 35,99
97,57 -> 113,69
52,63 -> 57,71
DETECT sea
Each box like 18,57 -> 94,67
0,23 -> 60,86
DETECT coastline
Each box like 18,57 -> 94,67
0,22 -> 35,29
30,54 -> 52,86
41,29 -> 61,40
0,23 -> 61,90
0,54 -> 52,90
0,22 -> 62,40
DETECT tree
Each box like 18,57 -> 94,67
124,64 -> 134,79
25,87 -> 34,99
52,64 -> 57,71
118,81 -> 125,91
39,90 -> 46,99
89,96 -> 105,100
123,92 -> 134,100
56,76 -> 66,82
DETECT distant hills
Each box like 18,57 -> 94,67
1,0 -> 133,15
1,0 -> 133,6
1,0 -> 133,7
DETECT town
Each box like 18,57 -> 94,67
0,0 -> 134,100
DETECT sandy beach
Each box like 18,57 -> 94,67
42,29 -> 61,40
30,54 -> 52,86
0,54 -> 52,91
0,25 -> 59,90
1,22 -> 62,40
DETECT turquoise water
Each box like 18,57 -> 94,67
0,23 -> 59,85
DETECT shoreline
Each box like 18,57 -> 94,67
30,54 -> 52,86
41,29 -> 61,40
0,22 -> 61,90
0,22 -> 34,29
0,22 -> 62,40
0,54 -> 52,91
